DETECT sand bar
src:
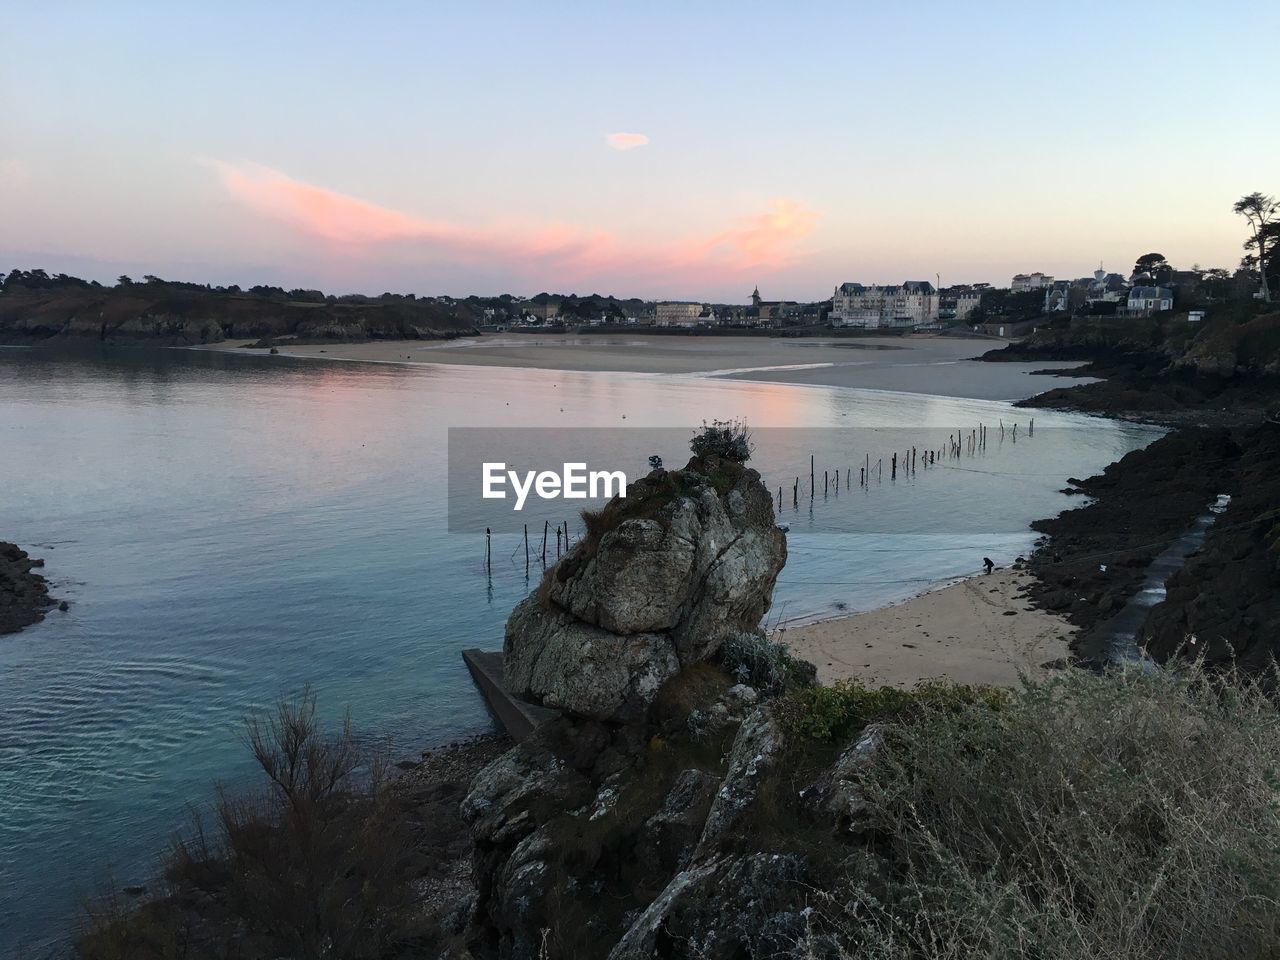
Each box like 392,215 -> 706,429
206,333 -> 1089,400
781,570 -> 1073,688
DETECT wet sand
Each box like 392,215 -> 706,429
781,570 -> 1074,687
209,334 -> 1089,400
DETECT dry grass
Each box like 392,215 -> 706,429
78,688 -> 419,960
798,662 -> 1280,960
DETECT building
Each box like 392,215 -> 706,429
655,301 -> 708,326
940,285 -> 984,321
830,281 -> 939,329
520,301 -> 559,320
1044,280 -> 1073,313
1011,272 -> 1054,292
955,289 -> 983,320
1085,266 -> 1129,304
1125,286 -> 1174,315
750,287 -> 795,325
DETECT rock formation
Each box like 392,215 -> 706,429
502,454 -> 787,723
1,542 -> 55,634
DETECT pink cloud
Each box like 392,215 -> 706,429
605,132 -> 649,151
209,160 -> 815,286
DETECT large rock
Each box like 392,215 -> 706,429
549,517 -> 697,634
504,456 -> 786,723
503,597 -> 680,722
693,706 -> 784,859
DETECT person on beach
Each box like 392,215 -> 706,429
983,557 -> 995,574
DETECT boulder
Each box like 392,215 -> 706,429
503,456 -> 786,723
503,597 -> 680,722
461,739 -> 591,848
549,517 -> 697,634
802,723 -> 886,834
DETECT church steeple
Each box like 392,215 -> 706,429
751,285 -> 761,309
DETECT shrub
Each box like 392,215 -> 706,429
805,663 -> 1280,960
80,688 -> 417,960
778,678 -> 1006,742
690,419 -> 752,463
720,632 -> 816,696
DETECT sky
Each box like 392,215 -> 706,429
1,0 -> 1277,302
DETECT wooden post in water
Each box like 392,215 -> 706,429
1029,417 -> 1034,437
810,455 -> 815,500
860,466 -> 865,487
485,527 -> 491,570
824,470 -> 828,494
1012,423 -> 1018,443
891,453 -> 897,480
524,523 -> 529,574
793,478 -> 799,506
778,486 -> 782,510
541,520 -> 549,563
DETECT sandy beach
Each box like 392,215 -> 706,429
781,570 -> 1074,687
207,333 -> 1089,400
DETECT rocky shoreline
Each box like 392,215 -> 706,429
0,541 -> 58,634
980,317 -> 1280,671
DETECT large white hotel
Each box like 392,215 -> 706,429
829,281 -> 939,328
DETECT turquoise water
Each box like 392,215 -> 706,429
0,345 -> 1158,955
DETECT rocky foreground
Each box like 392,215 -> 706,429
0,541 -> 57,634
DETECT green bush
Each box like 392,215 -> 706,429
779,678 -> 1007,742
802,663 -> 1280,960
690,418 -> 752,463
720,631 -> 816,696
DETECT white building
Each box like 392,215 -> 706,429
831,281 -> 938,328
1011,272 -> 1054,292
654,301 -> 706,326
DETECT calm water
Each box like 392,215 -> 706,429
0,344 -> 1158,955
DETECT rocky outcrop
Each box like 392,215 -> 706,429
503,455 -> 787,723
1,542 -> 56,634
459,679 -> 837,960
457,441 -> 853,959
1141,421 -> 1280,673
503,598 -> 679,722
693,706 -> 783,858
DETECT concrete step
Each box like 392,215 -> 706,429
462,648 -> 560,742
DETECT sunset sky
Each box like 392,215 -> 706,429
2,0 -> 1276,301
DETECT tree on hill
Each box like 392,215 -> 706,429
1234,192 -> 1276,303
1132,253 -> 1172,284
